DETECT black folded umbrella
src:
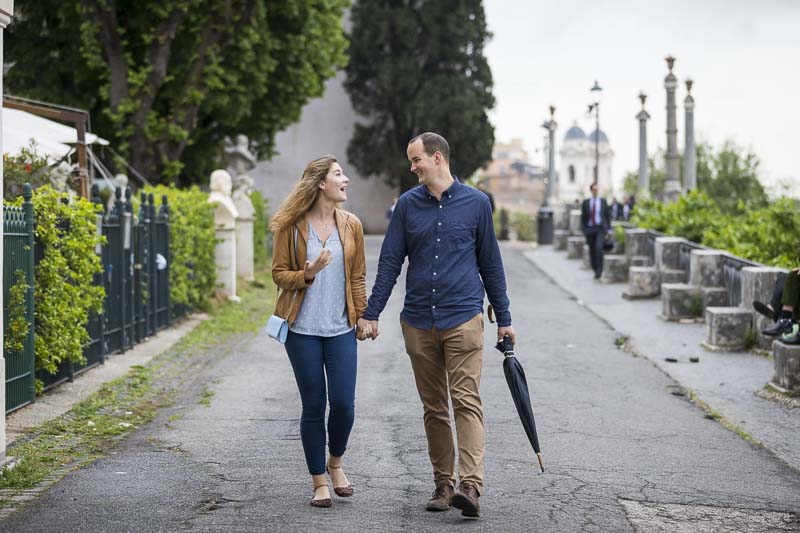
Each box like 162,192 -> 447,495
495,334 -> 544,473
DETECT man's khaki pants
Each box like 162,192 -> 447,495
401,313 -> 485,493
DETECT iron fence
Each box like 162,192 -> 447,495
3,185 -> 36,413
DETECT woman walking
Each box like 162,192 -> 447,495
270,155 -> 370,507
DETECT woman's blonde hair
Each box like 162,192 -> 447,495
270,155 -> 337,233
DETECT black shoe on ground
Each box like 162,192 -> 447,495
762,317 -> 793,337
752,300 -> 774,321
451,483 -> 480,518
425,484 -> 454,512
594,272 -> 601,280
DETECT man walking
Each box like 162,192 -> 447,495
581,182 -> 611,279
359,132 -> 515,518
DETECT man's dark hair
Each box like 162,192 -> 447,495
589,183 -> 598,191
409,132 -> 450,162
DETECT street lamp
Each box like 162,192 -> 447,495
537,106 -> 557,245
587,80 -> 602,185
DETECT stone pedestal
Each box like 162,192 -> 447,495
568,210 -> 582,236
624,266 -> 660,299
661,283 -> 701,320
567,236 -> 584,259
554,229 -> 569,250
741,267 -> 784,311
655,237 -> 683,271
703,307 -> 752,351
689,250 -> 724,287
624,229 -> 649,261
771,341 -> 800,393
582,244 -> 591,270
701,287 -> 728,308
208,169 -> 240,302
661,268 -> 687,284
601,255 -> 628,283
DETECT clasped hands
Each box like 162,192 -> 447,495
357,318 -> 378,341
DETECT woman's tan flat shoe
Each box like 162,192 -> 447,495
326,465 -> 354,497
311,484 -> 332,508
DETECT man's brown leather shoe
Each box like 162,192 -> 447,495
451,483 -> 480,517
425,484 -> 454,512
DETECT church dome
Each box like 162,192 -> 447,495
564,125 -> 586,142
588,129 -> 609,144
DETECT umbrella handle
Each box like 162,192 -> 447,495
487,304 -> 496,324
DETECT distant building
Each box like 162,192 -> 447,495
558,123 -> 614,203
481,138 -> 545,213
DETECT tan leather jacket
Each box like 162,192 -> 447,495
272,209 -> 367,327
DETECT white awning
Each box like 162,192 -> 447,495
2,107 -> 109,161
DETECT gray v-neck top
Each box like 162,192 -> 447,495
290,222 -> 352,337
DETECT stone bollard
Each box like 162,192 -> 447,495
661,283 -> 701,320
623,266 -> 660,299
554,229 -> 570,250
771,341 -> 800,394
601,255 -> 629,283
741,267 -> 783,312
624,228 -> 649,262
703,307 -> 752,351
568,209 -> 582,236
208,169 -> 240,302
582,244 -> 591,270
655,237 -> 683,271
689,250 -> 725,287
567,236 -> 584,259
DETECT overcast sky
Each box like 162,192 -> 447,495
483,0 -> 800,195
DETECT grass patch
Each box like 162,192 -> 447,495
686,389 -> 762,446
198,387 -> 215,407
0,269 -> 275,498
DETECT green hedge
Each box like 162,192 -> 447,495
631,190 -> 800,269
250,189 -> 269,269
145,185 -> 216,312
9,187 -> 105,380
511,211 -> 536,242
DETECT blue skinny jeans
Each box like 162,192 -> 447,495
284,329 -> 357,475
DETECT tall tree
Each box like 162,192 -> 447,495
5,0 -> 349,185
345,0 -> 495,192
696,141 -> 767,215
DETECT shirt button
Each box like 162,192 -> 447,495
438,222 -> 441,226
432,289 -> 436,292
432,305 -> 436,309
435,255 -> 438,259
436,238 -> 440,242
434,272 -> 437,276
439,205 -> 443,209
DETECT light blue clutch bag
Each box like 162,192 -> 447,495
266,227 -> 299,344
266,314 -> 289,343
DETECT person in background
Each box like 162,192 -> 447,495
580,182 -> 611,280
476,179 -> 495,213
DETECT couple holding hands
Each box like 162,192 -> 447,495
270,132 -> 514,519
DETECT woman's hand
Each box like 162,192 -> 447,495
304,248 -> 332,280
357,318 -> 373,340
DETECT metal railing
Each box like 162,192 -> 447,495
4,185 -> 36,413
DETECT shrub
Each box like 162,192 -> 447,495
511,211 -> 536,242
250,190 -> 269,268
145,185 -> 216,312
9,186 -> 105,377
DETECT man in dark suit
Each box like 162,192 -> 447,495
581,183 -> 611,279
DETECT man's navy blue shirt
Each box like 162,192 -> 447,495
363,178 -> 511,330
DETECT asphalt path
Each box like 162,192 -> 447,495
3,238 -> 800,532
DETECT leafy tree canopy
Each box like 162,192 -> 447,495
345,0 -> 495,192
5,0 -> 349,185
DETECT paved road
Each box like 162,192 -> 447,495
3,238 -> 800,532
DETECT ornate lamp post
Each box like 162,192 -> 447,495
664,56 -> 681,202
537,106 -> 557,244
587,81 -> 602,185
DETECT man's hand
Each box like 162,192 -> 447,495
497,325 -> 516,345
304,248 -> 332,281
367,320 -> 380,340
356,318 -> 373,341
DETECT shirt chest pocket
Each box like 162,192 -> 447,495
450,222 -> 477,250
